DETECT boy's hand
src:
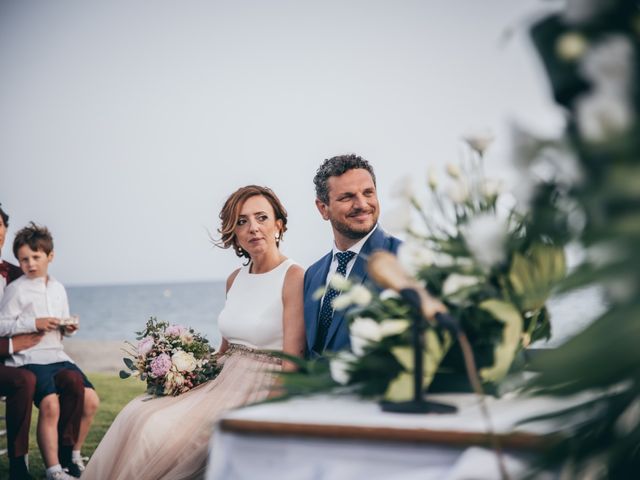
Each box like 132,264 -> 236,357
63,324 -> 79,334
12,332 -> 44,352
35,317 -> 60,331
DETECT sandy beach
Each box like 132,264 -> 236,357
65,339 -> 128,374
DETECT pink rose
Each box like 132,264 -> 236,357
137,337 -> 154,356
150,353 -> 172,377
165,325 -> 187,337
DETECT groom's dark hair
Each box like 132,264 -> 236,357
314,154 -> 376,204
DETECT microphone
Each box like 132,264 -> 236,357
367,251 -> 459,332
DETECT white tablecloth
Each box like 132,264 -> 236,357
206,393 -> 582,480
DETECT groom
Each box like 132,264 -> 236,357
304,154 -> 401,356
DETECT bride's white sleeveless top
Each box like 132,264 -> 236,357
217,258 -> 297,350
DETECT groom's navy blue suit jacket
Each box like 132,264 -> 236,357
304,227 -> 402,356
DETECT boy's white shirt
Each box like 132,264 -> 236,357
0,275 -> 74,366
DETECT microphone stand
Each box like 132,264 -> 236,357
380,288 -> 457,414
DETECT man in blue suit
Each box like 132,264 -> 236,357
304,154 -> 401,356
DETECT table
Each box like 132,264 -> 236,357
206,393 -> 583,479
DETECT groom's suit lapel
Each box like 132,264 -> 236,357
323,228 -> 387,351
304,251 -> 333,353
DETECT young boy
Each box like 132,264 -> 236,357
0,223 -> 100,480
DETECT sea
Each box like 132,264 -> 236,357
66,280 -> 607,348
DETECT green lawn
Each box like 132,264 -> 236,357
1,373 -> 145,478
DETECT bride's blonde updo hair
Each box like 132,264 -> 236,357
216,185 -> 288,261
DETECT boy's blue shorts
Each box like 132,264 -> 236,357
20,361 -> 94,407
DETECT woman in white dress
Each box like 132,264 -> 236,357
83,185 -> 306,480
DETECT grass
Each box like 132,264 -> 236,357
1,373 -> 145,478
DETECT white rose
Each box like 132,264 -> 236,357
329,352 -> 356,385
171,350 -> 197,372
329,274 -> 351,291
349,285 -> 372,307
442,274 -> 481,297
179,331 -> 194,345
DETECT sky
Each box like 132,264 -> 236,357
0,0 -> 565,286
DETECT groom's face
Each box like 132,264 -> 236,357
316,168 -> 379,242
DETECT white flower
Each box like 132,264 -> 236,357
433,252 -> 455,268
615,397 -> 640,437
382,201 -> 412,235
349,317 -> 410,355
461,212 -> 509,269
380,289 -> 400,301
164,371 -> 185,395
576,89 -> 634,143
446,162 -> 461,179
349,285 -> 373,307
462,129 -> 494,156
350,333 -> 368,357
390,175 -> 415,200
379,319 -> 410,337
481,178 -> 503,200
329,352 -> 356,384
332,292 -> 354,310
137,337 -> 154,356
398,238 -> 434,276
427,166 -> 438,190
442,274 -> 481,296
580,35 -> 633,94
179,331 -> 194,345
171,350 -> 197,372
563,0 -> 607,24
556,32 -> 588,61
447,180 -> 470,204
329,274 -> 351,291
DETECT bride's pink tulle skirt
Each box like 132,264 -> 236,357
83,345 -> 281,480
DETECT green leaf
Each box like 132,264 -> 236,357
383,329 -> 452,401
508,244 -> 566,311
478,299 -> 523,383
383,354 -> 413,402
119,370 -> 131,379
123,357 -> 135,369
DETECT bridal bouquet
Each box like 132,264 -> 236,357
120,317 -> 220,396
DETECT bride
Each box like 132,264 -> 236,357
83,185 -> 305,479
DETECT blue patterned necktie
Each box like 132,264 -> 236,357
313,250 -> 356,353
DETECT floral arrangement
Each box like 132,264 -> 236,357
513,0 -> 640,476
282,138 -> 566,403
330,137 -> 566,402
120,317 -> 220,396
